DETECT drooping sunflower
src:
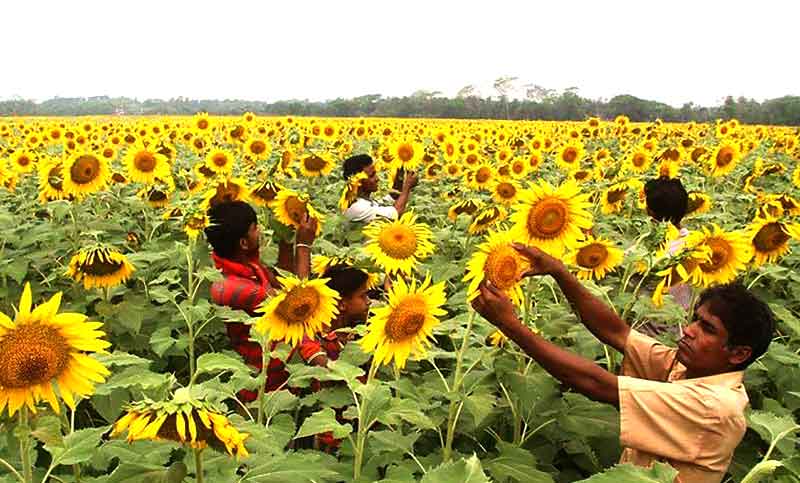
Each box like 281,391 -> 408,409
360,275 -> 446,369
469,206 -> 507,235
363,212 -> 435,274
448,198 -> 483,221
463,230 -> 530,306
555,142 -> 584,171
747,217 -> 800,267
183,212 -> 210,241
67,246 -> 135,289
111,393 -> 249,458
708,142 -> 740,177
124,142 -> 169,184
269,189 -> 323,234
62,152 -> 111,198
37,160 -> 69,203
202,177 -> 249,209
204,148 -> 236,175
255,275 -> 339,346
600,183 -> 629,215
0,283 -> 111,416
690,225 -> 753,287
564,237 -> 624,280
509,180 -> 593,257
248,179 -> 283,207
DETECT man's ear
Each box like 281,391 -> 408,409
727,345 -> 752,368
239,237 -> 250,252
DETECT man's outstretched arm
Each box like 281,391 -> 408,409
473,280 -> 619,405
514,244 -> 630,353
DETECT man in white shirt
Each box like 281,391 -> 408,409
341,154 -> 418,223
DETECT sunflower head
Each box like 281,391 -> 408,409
464,230 -> 530,305
0,283 -> 111,416
565,237 -> 624,280
448,198 -> 483,221
67,246 -> 136,289
363,212 -> 435,274
690,225 -> 753,287
468,206 -> 507,235
255,276 -> 340,346
270,189 -> 323,234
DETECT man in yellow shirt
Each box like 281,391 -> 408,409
471,244 -> 775,482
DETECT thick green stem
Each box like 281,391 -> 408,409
194,448 -> 204,483
19,407 -> 32,483
443,311 -> 475,461
353,428 -> 367,481
256,334 -> 269,426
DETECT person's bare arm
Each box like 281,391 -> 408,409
276,241 -> 294,273
294,213 -> 317,279
473,280 -> 619,404
393,171 -> 418,215
514,244 -> 630,353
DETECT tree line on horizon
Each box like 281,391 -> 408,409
1,91 -> 799,126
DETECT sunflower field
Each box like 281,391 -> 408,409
1,114 -> 800,483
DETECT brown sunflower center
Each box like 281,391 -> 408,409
576,243 -> 608,268
496,182 -> 516,199
249,141 -> 267,155
17,155 -> 32,167
48,165 -> 64,190
716,147 -> 735,167
70,155 -> 101,185
700,238 -> 732,272
303,155 -> 327,172
385,296 -> 426,341
134,151 -> 157,172
485,246 -> 521,289
632,153 -> 647,167
211,153 -> 229,167
80,251 -> 126,276
465,153 -> 479,165
397,143 -> 414,163
526,199 -> 568,239
686,195 -> 706,214
378,224 -> 418,259
562,147 -> 578,164
284,196 -> 308,223
753,223 -> 790,253
0,324 -> 71,388
475,167 -> 491,184
606,188 -> 626,204
275,286 -> 320,325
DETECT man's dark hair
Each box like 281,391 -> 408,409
644,176 -> 688,226
343,154 -> 373,180
696,282 -> 775,370
323,265 -> 369,299
204,201 -> 257,259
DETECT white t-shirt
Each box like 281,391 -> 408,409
343,197 -> 398,223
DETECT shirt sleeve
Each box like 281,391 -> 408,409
621,329 -> 678,381
298,336 -> 325,363
618,376 -> 720,464
344,199 -> 398,223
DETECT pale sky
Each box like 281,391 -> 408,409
2,1 -> 797,107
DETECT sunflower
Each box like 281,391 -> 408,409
491,179 -> 520,205
255,275 -> 339,346
626,148 -> 652,173
469,206 -> 507,235
686,192 -> 712,216
124,143 -> 169,184
464,230 -> 530,306
270,189 -> 323,234
487,330 -> 508,348
67,246 -> 135,289
444,162 -> 462,178
202,177 -> 249,209
448,198 -> 483,221
748,217 -> 800,267
564,237 -> 624,280
244,138 -> 272,160
183,212 -> 210,241
652,254 -> 704,307
657,159 -> 679,178
299,153 -> 335,177
10,150 -> 37,174
707,142 -> 740,177
360,275 -> 446,369
389,140 -> 424,170
0,283 -> 111,416
138,178 -> 174,208
339,172 -> 367,211
599,183 -> 629,215
469,163 -> 495,190
37,160 -> 69,203
111,394 -> 249,458
193,112 -> 213,132
792,166 -> 800,189
509,180 -> 593,257
508,157 -> 528,179
248,179 -> 283,207
690,225 -> 752,287
556,142 -> 584,171
363,212 -> 435,274
205,149 -> 236,175
62,152 -> 111,198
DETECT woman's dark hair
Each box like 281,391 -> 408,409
323,265 -> 369,298
204,201 -> 257,258
644,176 -> 688,226
343,154 -> 373,180
696,282 -> 775,370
